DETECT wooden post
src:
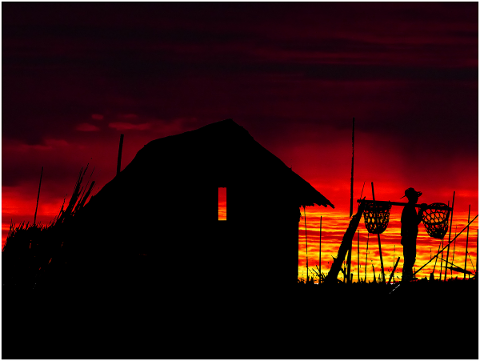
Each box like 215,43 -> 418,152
365,233 -> 369,282
464,205 -> 471,280
304,206 -> 308,283
117,134 -> 124,176
439,201 -> 450,279
439,240 -> 444,279
357,230 -> 360,283
444,191 -> 455,281
319,215 -> 322,282
347,240 -> 352,284
451,225 -> 457,278
33,167 -> 43,226
371,182 -> 385,283
349,117 -> 355,218
325,199 -> 366,284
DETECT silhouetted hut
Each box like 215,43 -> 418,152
68,119 -> 334,292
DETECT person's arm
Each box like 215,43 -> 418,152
417,203 -> 428,224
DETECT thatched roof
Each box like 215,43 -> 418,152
92,118 -> 334,209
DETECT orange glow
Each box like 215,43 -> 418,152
298,205 -> 478,283
218,187 -> 227,221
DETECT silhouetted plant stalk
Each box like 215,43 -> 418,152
444,191 -> 455,281
33,167 -> 43,226
468,253 -> 476,275
371,182 -> 385,283
310,265 -> 326,284
451,225 -> 457,279
55,165 -> 95,226
439,241 -> 444,280
319,215 -> 322,283
365,233 -> 369,282
3,165 -> 95,290
464,205 -> 471,280
304,206 -> 309,283
432,243 -> 441,280
349,117 -> 355,218
357,230 -> 360,283
413,215 -> 478,279
346,244 -> 352,284
388,257 -> 400,284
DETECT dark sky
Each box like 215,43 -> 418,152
2,2 -> 478,245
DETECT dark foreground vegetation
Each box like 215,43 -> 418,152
3,278 -> 477,359
3,169 -> 478,359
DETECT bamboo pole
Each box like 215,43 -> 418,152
468,253 -> 476,274
432,243 -> 441,279
349,117 -> 355,218
444,191 -> 455,281
33,167 -> 43,226
357,230 -> 360,283
304,206 -> 308,283
347,240 -> 352,284
371,183 -> 385,283
438,257 -> 472,274
357,199 -> 452,211
365,233 -> 369,282
117,134 -> 124,176
464,205 -> 471,280
451,225 -> 457,278
413,215 -> 477,277
319,215 -> 322,283
439,201 -> 450,280
439,240 -> 444,279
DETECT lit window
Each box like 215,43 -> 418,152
218,187 -> 227,221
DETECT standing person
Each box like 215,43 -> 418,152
400,188 -> 427,282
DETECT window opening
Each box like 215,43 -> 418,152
218,187 -> 227,221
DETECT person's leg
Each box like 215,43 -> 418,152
402,243 -> 415,281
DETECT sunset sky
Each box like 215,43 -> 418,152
3,3 -> 478,281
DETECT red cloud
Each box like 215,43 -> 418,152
76,123 -> 100,132
108,122 -> 151,131
120,113 -> 139,120
91,114 -> 104,121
